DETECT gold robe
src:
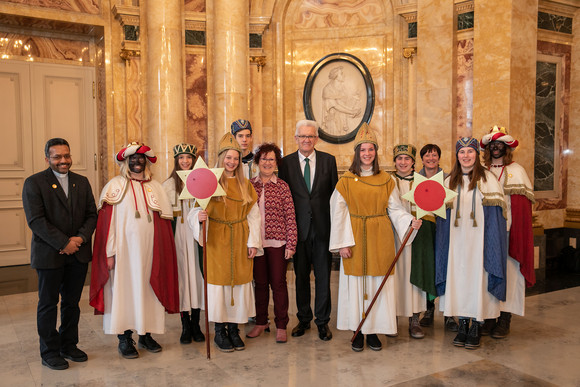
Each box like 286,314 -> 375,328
205,180 -> 257,286
335,171 -> 396,276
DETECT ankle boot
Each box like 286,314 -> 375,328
118,330 -> 139,359
465,320 -> 482,349
491,312 -> 511,339
420,306 -> 435,327
228,323 -> 245,350
180,312 -> 192,344
214,323 -> 234,352
481,318 -> 496,336
190,309 -> 205,342
453,318 -> 470,347
409,313 -> 425,339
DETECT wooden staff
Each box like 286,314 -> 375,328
351,225 -> 414,342
202,220 -> 211,359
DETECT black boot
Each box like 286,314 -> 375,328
453,318 -> 470,347
351,331 -> 364,352
420,300 -> 435,327
118,330 -> 139,359
138,333 -> 162,353
180,312 -> 192,344
214,323 -> 234,352
491,312 -> 511,339
228,323 -> 245,351
191,309 -> 206,342
465,320 -> 482,349
481,318 -> 496,336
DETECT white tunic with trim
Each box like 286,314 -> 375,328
162,179 -> 204,311
392,176 -> 427,317
99,176 -> 173,335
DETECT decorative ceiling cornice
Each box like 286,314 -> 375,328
112,4 -> 140,26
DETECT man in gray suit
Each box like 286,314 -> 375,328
278,120 -> 338,341
22,138 -> 97,370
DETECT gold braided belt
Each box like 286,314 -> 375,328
349,211 -> 387,317
208,216 -> 246,306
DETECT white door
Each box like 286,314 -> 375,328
0,60 -> 97,266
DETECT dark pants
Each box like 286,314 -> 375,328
36,256 -> 88,360
294,227 -> 332,327
253,246 -> 289,329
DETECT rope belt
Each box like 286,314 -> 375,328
350,211 -> 387,318
209,216 -> 246,306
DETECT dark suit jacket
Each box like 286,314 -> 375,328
278,150 -> 338,242
22,168 -> 97,269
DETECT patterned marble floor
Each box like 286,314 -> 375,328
1,271 -> 579,386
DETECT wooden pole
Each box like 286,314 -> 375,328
351,225 -> 413,342
202,219 -> 211,359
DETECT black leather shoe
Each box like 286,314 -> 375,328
317,324 -> 332,341
228,323 -> 245,351
42,355 -> 69,370
60,347 -> 88,362
291,321 -> 311,337
351,331 -> 364,352
138,333 -> 162,353
118,336 -> 139,359
453,318 -> 470,347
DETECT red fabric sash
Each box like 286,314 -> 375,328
509,195 -> 536,287
89,203 -> 180,314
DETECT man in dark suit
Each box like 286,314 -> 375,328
22,138 -> 97,370
278,120 -> 338,341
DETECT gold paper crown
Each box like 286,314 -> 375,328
217,132 -> 242,155
393,144 -> 417,161
173,143 -> 197,158
353,122 -> 378,150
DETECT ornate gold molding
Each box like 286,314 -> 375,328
112,4 -> 140,27
120,48 -> 140,63
403,47 -> 417,63
185,11 -> 205,31
401,12 -> 416,24
456,1 -> 474,14
250,55 -> 266,72
564,208 -> 580,229
532,212 -> 545,235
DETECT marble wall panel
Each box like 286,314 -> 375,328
456,38 -> 473,139
184,0 -> 205,12
536,40 -> 571,211
95,34 -> 107,188
567,9 -> 580,214
538,11 -> 573,34
0,0 -> 100,14
0,33 -> 90,63
185,52 -> 207,160
293,0 -> 384,29
125,57 -> 142,144
535,61 -> 556,192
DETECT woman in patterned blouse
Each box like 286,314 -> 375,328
247,143 -> 298,343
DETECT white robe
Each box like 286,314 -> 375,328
187,202 -> 262,324
490,164 -> 526,316
102,179 -> 167,335
439,174 -> 502,321
392,177 -> 427,317
162,179 -> 204,311
329,170 -> 417,334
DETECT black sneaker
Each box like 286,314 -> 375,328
138,333 -> 162,353
453,318 -> 470,347
465,321 -> 481,349
118,337 -> 139,359
228,323 -> 245,351
351,331 -> 364,352
60,347 -> 88,362
366,334 -> 382,351
42,355 -> 69,370
214,324 -> 234,353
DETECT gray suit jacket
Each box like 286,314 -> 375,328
22,168 -> 97,269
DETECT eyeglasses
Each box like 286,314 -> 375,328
296,135 -> 318,140
49,154 -> 72,161
260,158 -> 276,163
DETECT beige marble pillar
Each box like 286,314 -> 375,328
143,0 -> 185,179
209,0 -> 249,158
416,0 -> 454,172
472,0 -> 537,177
406,50 -> 417,147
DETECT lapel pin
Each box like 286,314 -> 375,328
52,184 -> 57,189
73,183 -> 76,187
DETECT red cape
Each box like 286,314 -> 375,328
509,194 -> 536,287
89,203 -> 180,314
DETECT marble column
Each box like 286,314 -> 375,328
144,0 -> 185,179
416,0 -> 454,172
472,0 -> 537,177
210,0 -> 249,158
